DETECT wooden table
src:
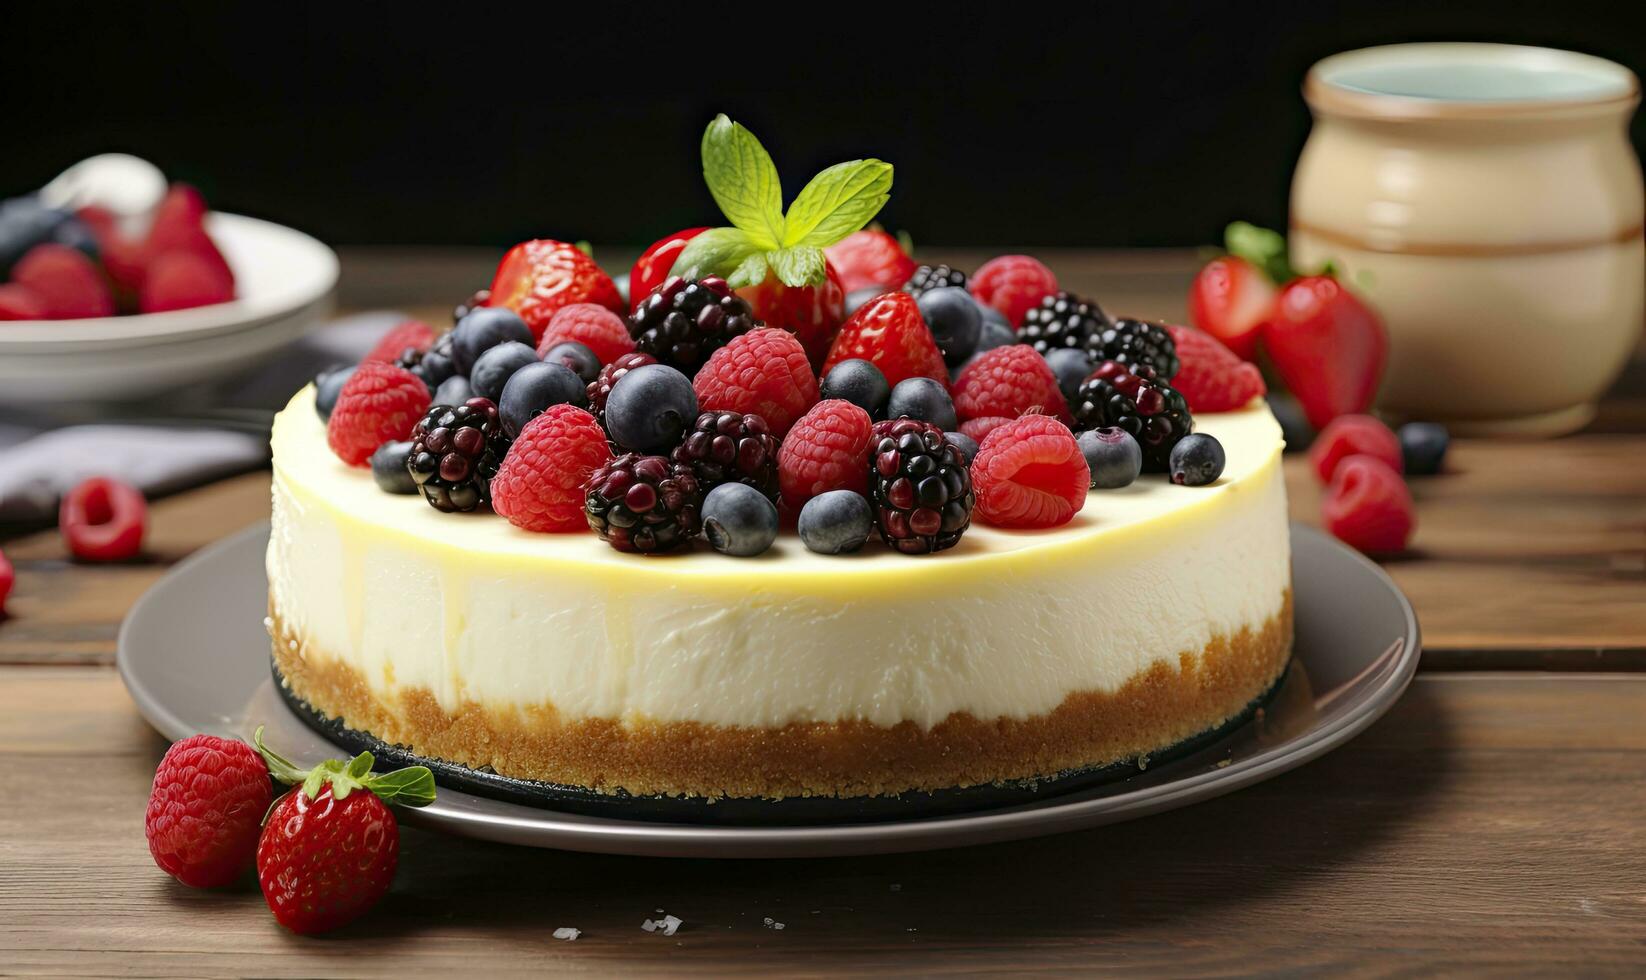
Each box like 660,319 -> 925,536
4,250 -> 1644,976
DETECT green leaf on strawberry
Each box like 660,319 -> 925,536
254,725 -> 436,809
1225,221 -> 1296,284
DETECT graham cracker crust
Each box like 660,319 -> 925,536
268,592 -> 1292,800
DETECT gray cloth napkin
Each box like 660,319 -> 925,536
0,312 -> 409,523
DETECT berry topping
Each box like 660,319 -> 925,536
902,263 -> 967,298
701,482 -> 780,557
1043,347 -> 1096,404
822,291 -> 949,390
1070,360 -> 1193,470
312,365 -> 355,421
886,376 -> 957,430
1165,323 -> 1266,412
12,243 -> 114,319
627,276 -> 759,374
969,254 -> 1058,327
1188,255 -> 1275,362
824,228 -> 916,293
820,358 -> 891,420
584,453 -> 703,553
1310,414 -> 1403,483
537,302 -> 636,365
60,476 -> 146,561
1019,291 -> 1108,355
606,362 -> 699,452
492,405 -> 614,533
145,734 -> 272,888
798,489 -> 876,555
1261,274 -> 1386,430
369,440 -> 418,494
499,360 -> 587,438
469,340 -> 539,402
325,362 -> 431,467
1322,455 -> 1415,555
971,415 -> 1089,529
394,332 -> 458,390
958,415 -> 1015,445
629,228 -> 710,315
539,340 -> 601,382
585,351 -> 657,424
1399,422 -> 1450,476
1169,433 -> 1226,486
139,250 -> 235,314
951,344 -> 1069,423
1087,318 -> 1180,380
449,306 -> 534,374
488,238 -> 624,341
779,399 -> 875,511
671,411 -> 780,501
868,418 -> 974,554
915,286 -> 982,365
1078,427 -> 1142,489
694,327 -> 819,439
406,398 -> 509,513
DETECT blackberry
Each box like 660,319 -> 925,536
627,276 -> 759,374
406,398 -> 509,513
586,351 -> 657,424
1018,291 -> 1110,354
670,411 -> 779,502
1085,318 -> 1179,380
869,418 -> 974,555
902,263 -> 967,298
453,288 -> 491,323
395,333 -> 458,390
1070,361 -> 1193,471
584,453 -> 702,554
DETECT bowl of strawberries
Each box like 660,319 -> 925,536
0,155 -> 337,405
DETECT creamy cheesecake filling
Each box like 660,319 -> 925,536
269,386 -> 1290,733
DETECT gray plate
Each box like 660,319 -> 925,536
117,522 -> 1419,858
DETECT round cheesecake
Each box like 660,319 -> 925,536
268,385 -> 1292,799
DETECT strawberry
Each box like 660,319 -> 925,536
139,250 -> 235,313
0,283 -> 47,320
1187,256 -> 1274,361
0,546 -> 12,615
824,228 -> 916,293
735,261 -> 847,370
144,184 -> 235,287
252,728 -> 435,935
489,239 -> 624,341
12,244 -> 115,319
822,291 -> 948,390
1165,323 -> 1266,412
77,204 -> 148,301
629,227 -> 709,314
1261,275 -> 1387,430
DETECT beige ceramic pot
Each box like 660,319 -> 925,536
1292,43 -> 1643,435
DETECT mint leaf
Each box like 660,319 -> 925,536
669,227 -> 760,281
701,115 -> 785,249
1225,221 -> 1295,284
728,252 -> 770,290
771,245 -> 825,288
365,766 -> 437,808
782,160 -> 892,248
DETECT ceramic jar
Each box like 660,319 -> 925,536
1291,43 -> 1643,435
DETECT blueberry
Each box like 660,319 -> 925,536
701,483 -> 779,557
1169,433 -> 1226,486
605,363 -> 698,452
1267,394 -> 1313,453
449,307 -> 532,373
943,430 -> 979,464
820,359 -> 890,419
887,377 -> 957,430
916,287 -> 982,366
798,490 -> 875,555
541,340 -> 601,383
845,285 -> 891,317
313,365 -> 355,421
50,215 -> 99,259
1078,427 -> 1142,489
1043,348 -> 1095,404
976,300 -> 1012,335
469,341 -> 539,402
0,196 -> 69,275
412,346 -> 458,389
1399,422 -> 1449,476
369,440 -> 418,494
499,361 -> 586,438
433,374 -> 474,406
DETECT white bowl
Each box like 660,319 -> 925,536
0,212 -> 338,404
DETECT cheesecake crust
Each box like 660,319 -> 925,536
268,592 -> 1292,800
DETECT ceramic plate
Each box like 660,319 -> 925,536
118,522 -> 1419,858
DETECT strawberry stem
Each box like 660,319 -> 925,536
253,725 -> 436,808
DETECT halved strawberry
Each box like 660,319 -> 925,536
629,227 -> 709,314
822,291 -> 947,389
824,228 -> 915,293
490,239 -> 623,341
1187,256 -> 1274,361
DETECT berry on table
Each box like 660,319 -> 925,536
1043,347 -> 1095,404
60,477 -> 147,561
1322,454 -> 1415,555
798,489 -> 876,555
606,363 -> 699,452
902,263 -> 968,298
468,340 -> 539,402
1268,394 -> 1315,452
869,418 -> 974,554
1261,274 -> 1386,430
326,362 -> 432,466
488,238 -> 624,341
537,302 -> 635,365
1087,318 -> 1180,380
1169,432 -> 1226,486
942,430 -> 979,464
369,440 -> 418,494
449,306 -> 534,374
824,228 -> 916,293
1165,324 -> 1266,412
915,286 -> 982,366
363,320 -> 437,364
671,411 -> 780,501
701,482 -> 780,557
12,243 -> 115,318
406,398 -> 509,512
145,734 -> 272,888
0,546 -> 12,615
971,415 -> 1089,529
1019,291 -> 1108,355
492,405 -> 613,532
628,276 -> 760,375
1400,422 -> 1450,476
821,358 -> 891,420
969,254 -> 1058,327
584,453 -> 703,553
540,340 -> 601,382
822,291 -> 949,390
886,376 -> 957,431
1070,360 -> 1192,470
779,399 -> 875,511
693,328 -> 819,439
1078,427 -> 1142,489
585,351 -> 657,424
952,345 -> 1070,423
1310,414 -> 1402,483
312,365 -> 355,421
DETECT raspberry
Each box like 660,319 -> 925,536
822,291 -> 948,390
139,250 -> 235,313
586,351 -> 657,423
326,362 -> 431,466
959,415 -> 1015,444
363,319 -> 437,364
145,734 -> 273,888
12,243 -> 114,319
537,302 -> 636,365
971,415 -> 1090,529
1165,324 -> 1266,413
694,328 -> 819,439
952,345 -> 1069,423
778,399 -> 875,511
969,255 -> 1058,327
0,546 -> 11,615
492,405 -> 613,532
1322,455 -> 1414,555
60,477 -> 146,561
1310,414 -> 1403,483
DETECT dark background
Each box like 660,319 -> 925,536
5,1 -> 1643,250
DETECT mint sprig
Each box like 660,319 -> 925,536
254,725 -> 436,809
701,115 -> 786,249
